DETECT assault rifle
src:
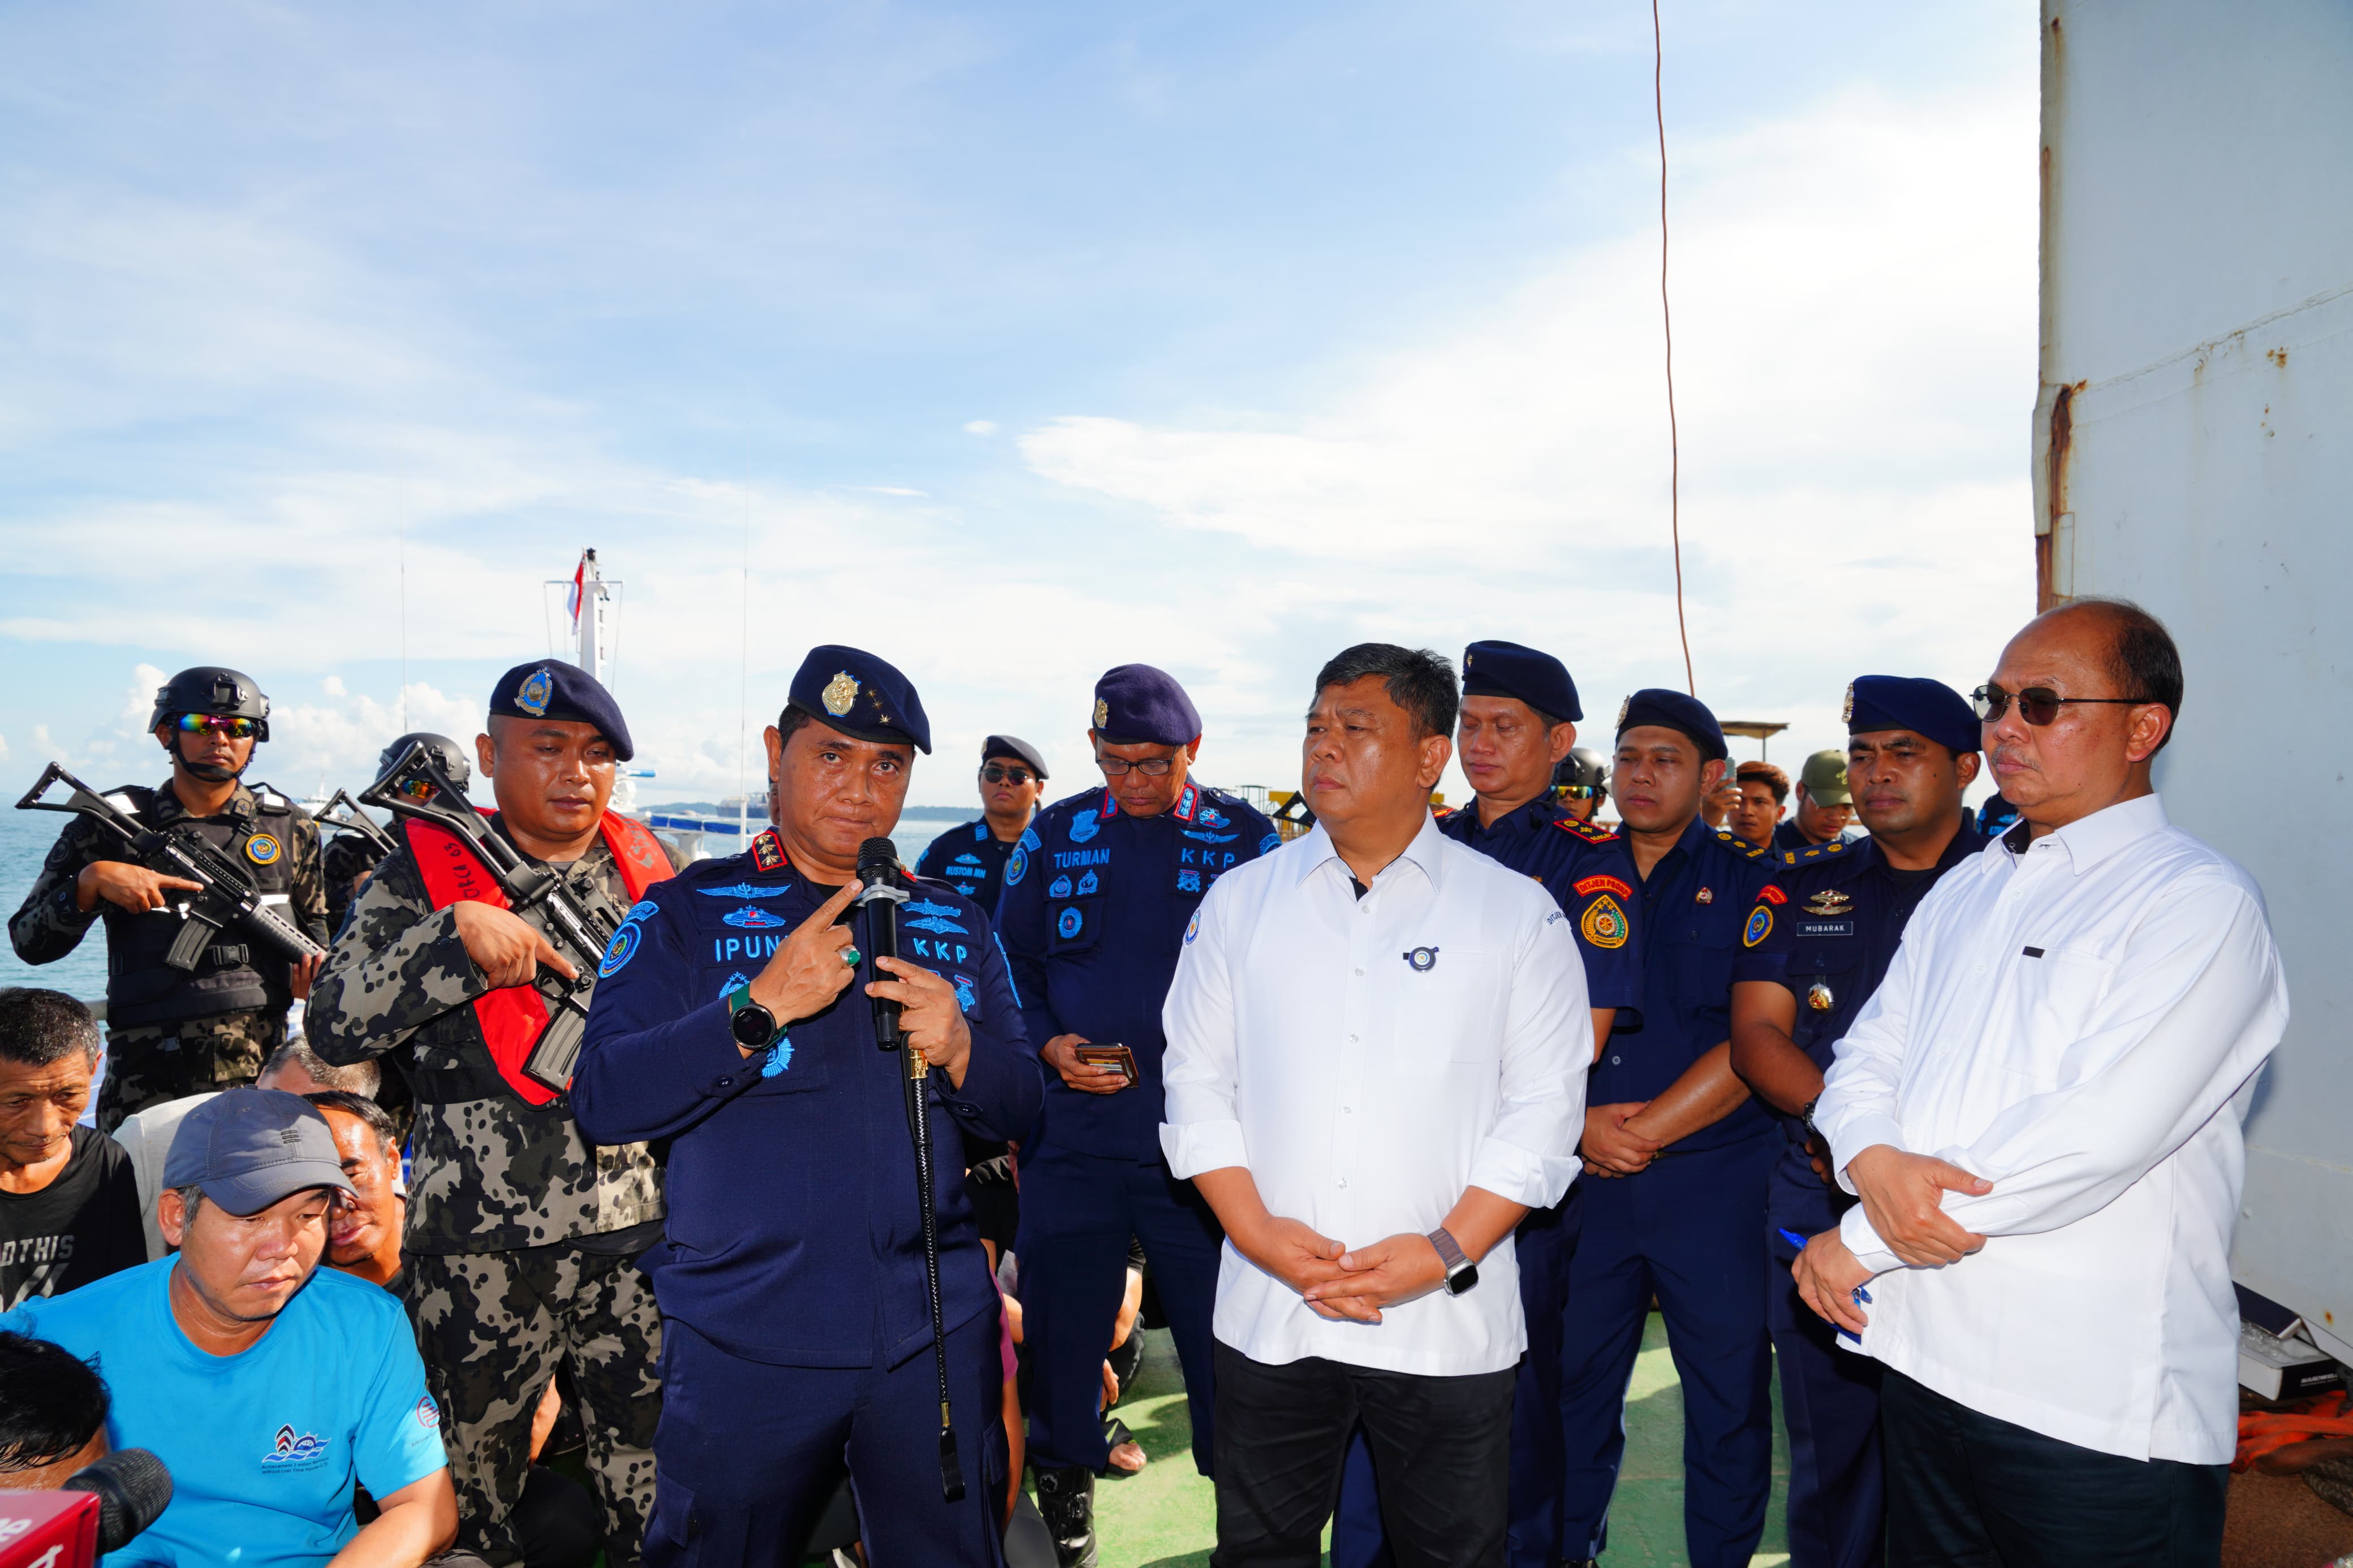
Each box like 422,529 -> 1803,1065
359,740 -> 611,1095
312,789 -> 396,856
15,763 -> 326,973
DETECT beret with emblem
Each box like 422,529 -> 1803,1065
1615,686 -> 1728,762
489,661 -> 635,761
1462,639 -> 1582,724
787,645 -> 932,753
982,733 -> 1049,780
1092,664 -> 1201,748
1845,674 -> 1979,755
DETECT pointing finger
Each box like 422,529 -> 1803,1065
808,879 -> 863,926
536,932 -> 579,982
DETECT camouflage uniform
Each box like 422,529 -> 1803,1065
6,777 -> 326,1132
307,823 -> 666,1566
321,828 -> 393,940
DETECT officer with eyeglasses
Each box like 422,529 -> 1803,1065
996,663 -> 1279,1567
8,666 -> 327,1130
917,735 -> 1050,915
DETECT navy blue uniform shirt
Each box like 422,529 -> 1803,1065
572,833 -> 1041,1370
916,818 -> 1022,915
997,781 -> 1278,1159
1434,796 -> 1644,1009
1590,819 -> 1781,1152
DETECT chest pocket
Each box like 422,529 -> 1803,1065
1662,892 -> 1743,1007
1391,947 -> 1507,1077
2006,944 -> 2114,1085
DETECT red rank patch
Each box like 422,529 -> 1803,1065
1573,874 -> 1634,899
1757,884 -> 1787,905
751,829 -> 786,872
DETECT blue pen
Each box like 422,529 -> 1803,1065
1779,1228 -> 1866,1343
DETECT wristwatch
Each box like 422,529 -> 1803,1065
724,983 -> 780,1051
1427,1226 -> 1479,1296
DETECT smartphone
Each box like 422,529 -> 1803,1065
1072,1043 -> 1138,1083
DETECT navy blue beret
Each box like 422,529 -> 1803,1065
787,645 -> 932,753
1846,675 -> 1979,755
982,733 -> 1048,779
489,662 -> 634,762
1092,664 -> 1201,748
1461,640 -> 1582,724
1615,687 -> 1727,762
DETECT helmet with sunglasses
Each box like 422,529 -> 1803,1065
148,666 -> 271,742
378,732 -> 473,795
1553,747 -> 1609,797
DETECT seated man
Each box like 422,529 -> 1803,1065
309,1090 -> 598,1568
2,1088 -> 457,1566
113,1039 -> 381,1261
0,1328 -> 109,1490
0,989 -> 143,1309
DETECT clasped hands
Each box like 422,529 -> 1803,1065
1790,1142 -> 1994,1335
1234,1214 -> 1447,1325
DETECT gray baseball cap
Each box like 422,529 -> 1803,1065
162,1089 -> 357,1216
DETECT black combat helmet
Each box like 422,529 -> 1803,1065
379,732 -> 472,794
1555,746 -> 1609,794
148,667 -> 271,741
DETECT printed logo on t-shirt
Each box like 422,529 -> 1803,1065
415,1394 -> 441,1430
262,1424 -> 331,1471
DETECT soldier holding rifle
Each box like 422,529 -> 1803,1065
306,661 -> 673,1566
574,645 -> 1042,1567
8,665 -> 326,1130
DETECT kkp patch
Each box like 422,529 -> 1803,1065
517,667 -> 554,718
1260,832 -> 1282,855
1005,845 -> 1029,887
1572,873 -> 1632,899
598,923 -> 642,978
1403,946 -> 1440,972
1580,893 -> 1630,950
1743,906 -> 1773,948
1184,908 -> 1201,945
821,670 -> 860,716
245,832 -> 282,866
1056,907 -> 1084,940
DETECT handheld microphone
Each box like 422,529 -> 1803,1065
854,837 -> 910,1052
68,1449 -> 173,1553
0,1448 -> 173,1567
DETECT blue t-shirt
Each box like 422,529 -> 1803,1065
0,1258 -> 445,1567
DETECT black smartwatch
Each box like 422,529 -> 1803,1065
725,984 -> 780,1051
1428,1226 -> 1479,1296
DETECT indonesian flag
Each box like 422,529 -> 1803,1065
567,558 -> 586,625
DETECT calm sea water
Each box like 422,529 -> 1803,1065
0,797 -> 980,1007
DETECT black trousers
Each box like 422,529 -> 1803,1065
1881,1371 -> 2229,1568
1209,1340 -> 1516,1568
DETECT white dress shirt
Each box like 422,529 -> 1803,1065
1816,793 -> 2287,1464
1159,814 -> 1588,1377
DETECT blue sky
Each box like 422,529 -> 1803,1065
0,1 -> 2035,810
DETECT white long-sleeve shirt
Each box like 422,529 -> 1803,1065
1815,793 -> 2287,1463
1159,815 -> 1588,1376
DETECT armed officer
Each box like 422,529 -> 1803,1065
8,666 -> 326,1131
307,663 -> 673,1565
917,733 -> 1049,913
997,663 -> 1278,1567
1334,640 -> 1644,1568
573,645 -> 1042,1566
320,733 -> 471,937
1727,677 -> 1986,1568
1559,690 -> 1782,1568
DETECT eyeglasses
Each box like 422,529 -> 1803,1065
1971,683 -> 2152,727
174,714 -> 257,739
1095,754 -> 1176,777
1558,785 -> 1601,800
980,764 -> 1034,785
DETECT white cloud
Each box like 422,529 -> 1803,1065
963,420 -> 999,436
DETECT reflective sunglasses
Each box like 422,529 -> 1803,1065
1971,683 -> 2151,727
174,714 -> 258,739
1558,784 -> 1601,800
1095,753 -> 1176,777
397,777 -> 438,800
980,763 -> 1035,785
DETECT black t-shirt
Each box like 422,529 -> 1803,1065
0,1126 -> 145,1310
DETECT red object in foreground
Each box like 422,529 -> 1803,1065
0,1489 -> 100,1568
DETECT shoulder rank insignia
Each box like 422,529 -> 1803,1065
1797,839 -> 1851,862
1555,818 -> 1617,843
1715,828 -> 1769,859
751,828 -> 786,872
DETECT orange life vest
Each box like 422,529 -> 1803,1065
405,811 -> 673,1108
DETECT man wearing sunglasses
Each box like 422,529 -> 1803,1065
1554,747 -> 1610,824
997,663 -> 1279,1567
1727,676 -> 1987,1568
8,666 -> 327,1133
917,735 -> 1050,916
1794,602 -> 2287,1567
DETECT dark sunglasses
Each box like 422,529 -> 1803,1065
1558,784 -> 1601,800
174,714 -> 258,739
1971,682 -> 2151,727
980,764 -> 1035,785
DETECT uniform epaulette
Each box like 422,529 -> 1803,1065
1794,839 -> 1852,863
1554,817 -> 1618,843
1432,805 -> 1457,821
1715,828 -> 1770,860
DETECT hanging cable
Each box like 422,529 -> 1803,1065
1653,0 -> 1695,696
